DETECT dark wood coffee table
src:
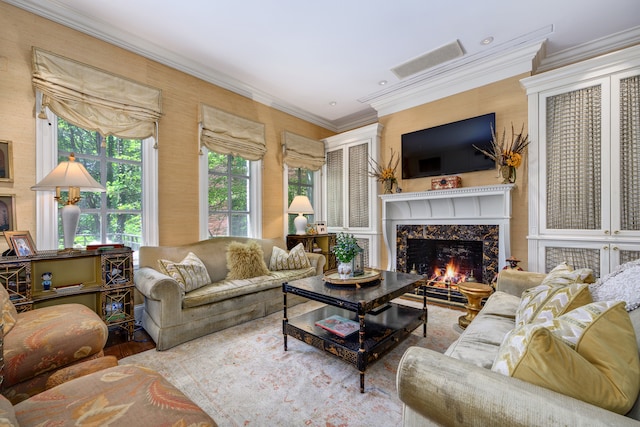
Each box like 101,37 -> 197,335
282,270 -> 426,393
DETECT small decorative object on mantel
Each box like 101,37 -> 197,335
368,148 -> 399,194
431,176 -> 462,190
473,123 -> 530,184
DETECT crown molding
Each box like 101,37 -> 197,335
5,0 -> 341,131
537,26 -> 640,73
7,1 -> 640,133
521,43 -> 640,94
365,41 -> 546,118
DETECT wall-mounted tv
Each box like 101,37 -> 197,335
401,113 -> 496,179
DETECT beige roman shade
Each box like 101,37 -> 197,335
32,47 -> 162,140
199,104 -> 266,160
282,131 -> 325,171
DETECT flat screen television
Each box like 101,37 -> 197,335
401,113 -> 496,179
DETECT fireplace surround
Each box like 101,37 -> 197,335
380,185 -> 514,304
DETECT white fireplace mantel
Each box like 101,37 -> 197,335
380,184 -> 515,271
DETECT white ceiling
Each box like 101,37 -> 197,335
6,0 -> 640,131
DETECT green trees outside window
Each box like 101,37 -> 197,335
57,118 -> 142,249
287,168 -> 314,234
207,152 -> 250,237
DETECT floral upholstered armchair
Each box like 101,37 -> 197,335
0,284 -> 108,403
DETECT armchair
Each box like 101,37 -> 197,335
0,285 -> 108,404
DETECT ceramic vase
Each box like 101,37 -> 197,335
337,261 -> 353,279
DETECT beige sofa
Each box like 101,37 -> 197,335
135,237 -> 325,350
397,269 -> 640,426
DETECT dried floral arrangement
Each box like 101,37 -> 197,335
368,148 -> 399,183
473,124 -> 531,168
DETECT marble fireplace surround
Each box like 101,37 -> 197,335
380,184 -> 515,277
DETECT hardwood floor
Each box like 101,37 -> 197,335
104,326 -> 156,359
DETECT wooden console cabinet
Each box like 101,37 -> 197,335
286,234 -> 336,271
0,247 -> 135,340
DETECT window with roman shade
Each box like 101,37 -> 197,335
281,131 -> 325,171
32,47 -> 162,141
199,104 -> 266,160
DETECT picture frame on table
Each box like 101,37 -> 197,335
0,141 -> 14,182
315,222 -> 327,234
0,194 -> 16,235
5,231 -> 37,257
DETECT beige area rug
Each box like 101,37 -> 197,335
122,300 -> 462,427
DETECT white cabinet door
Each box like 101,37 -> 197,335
322,123 -> 383,268
523,46 -> 640,274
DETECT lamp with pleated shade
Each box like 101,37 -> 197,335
31,153 -> 106,251
288,195 -> 314,235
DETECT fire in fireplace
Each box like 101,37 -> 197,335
397,224 -> 499,307
407,239 -> 484,284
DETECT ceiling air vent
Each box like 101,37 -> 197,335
391,40 -> 464,79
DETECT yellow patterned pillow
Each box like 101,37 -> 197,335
158,252 -> 211,292
515,263 -> 594,327
493,301 -> 640,414
226,241 -> 270,280
270,243 -> 311,271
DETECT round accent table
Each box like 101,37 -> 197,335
457,282 -> 494,329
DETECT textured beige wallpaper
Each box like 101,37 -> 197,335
379,75 -> 530,270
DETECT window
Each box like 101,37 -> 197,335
36,107 -> 158,253
287,167 -> 315,234
57,118 -> 143,249
200,149 -> 262,238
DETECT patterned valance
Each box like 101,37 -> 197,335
199,104 -> 266,161
32,47 -> 162,140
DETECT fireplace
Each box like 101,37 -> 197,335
380,184 -> 514,306
397,224 -> 499,305
407,239 -> 483,282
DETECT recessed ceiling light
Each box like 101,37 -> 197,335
329,101 -> 337,106
481,36 -> 494,45
379,80 -> 388,86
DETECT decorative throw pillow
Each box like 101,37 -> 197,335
158,252 -> 211,293
226,241 -> 270,280
0,284 -> 18,335
492,301 -> 640,414
270,243 -> 311,271
515,282 -> 592,328
514,263 -> 594,327
540,262 -> 595,287
589,258 -> 640,311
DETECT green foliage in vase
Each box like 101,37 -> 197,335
333,232 -> 361,263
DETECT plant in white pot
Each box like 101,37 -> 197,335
333,233 -> 361,279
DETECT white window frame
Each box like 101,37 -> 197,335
282,165 -> 322,236
198,147 -> 262,239
35,94 -> 159,250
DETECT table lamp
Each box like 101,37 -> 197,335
31,153 -> 106,251
288,195 -> 314,235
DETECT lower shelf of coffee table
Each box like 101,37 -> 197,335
285,303 -> 425,367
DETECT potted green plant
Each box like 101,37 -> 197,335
333,233 -> 362,278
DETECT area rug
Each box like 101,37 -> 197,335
121,300 -> 462,427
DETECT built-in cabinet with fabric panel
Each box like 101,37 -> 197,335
522,45 -> 640,276
322,124 -> 383,269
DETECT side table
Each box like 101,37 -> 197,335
457,282 -> 493,329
